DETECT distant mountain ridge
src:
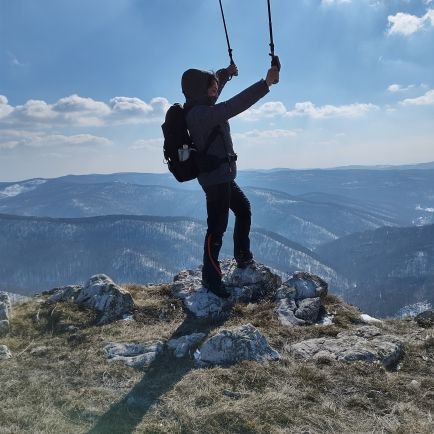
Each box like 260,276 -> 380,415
317,224 -> 434,316
0,213 -> 347,297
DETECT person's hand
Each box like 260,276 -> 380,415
227,63 -> 238,77
265,66 -> 279,87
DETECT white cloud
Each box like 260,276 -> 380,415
129,138 -> 162,150
0,129 -> 112,150
233,129 -> 297,142
0,95 -> 13,118
387,9 -> 434,36
239,102 -> 287,121
1,94 -> 170,127
322,0 -> 351,5
289,101 -> 378,118
400,89 -> 434,106
387,83 -> 414,93
240,100 -> 378,121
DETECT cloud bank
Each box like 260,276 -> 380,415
387,9 -> 434,36
0,94 -> 171,127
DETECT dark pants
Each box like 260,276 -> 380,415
201,181 -> 252,284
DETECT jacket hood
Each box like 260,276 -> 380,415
181,69 -> 217,106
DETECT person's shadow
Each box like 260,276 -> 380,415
87,312 -> 228,434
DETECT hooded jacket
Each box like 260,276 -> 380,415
181,68 -> 269,187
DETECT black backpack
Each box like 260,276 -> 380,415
161,103 -> 197,182
162,104 -> 223,182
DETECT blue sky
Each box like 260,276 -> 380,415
1,0 -> 433,181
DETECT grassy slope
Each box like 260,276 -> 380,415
1,286 -> 433,434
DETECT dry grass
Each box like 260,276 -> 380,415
1,284 -> 433,434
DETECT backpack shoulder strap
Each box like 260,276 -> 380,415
201,126 -> 221,155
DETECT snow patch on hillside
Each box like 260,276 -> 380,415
0,179 -> 46,198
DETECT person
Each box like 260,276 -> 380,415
181,63 -> 279,298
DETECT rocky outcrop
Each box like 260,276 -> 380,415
167,333 -> 206,358
291,325 -> 404,368
415,309 -> 434,328
172,260 -> 281,318
0,345 -> 12,360
48,274 -> 135,325
275,272 -> 328,326
0,292 -> 10,337
172,262 -> 330,328
194,324 -> 279,367
104,341 -> 164,368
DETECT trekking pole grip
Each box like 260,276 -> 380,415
271,54 -> 280,84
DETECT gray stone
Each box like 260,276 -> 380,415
0,320 -> 9,337
0,301 -> 8,321
47,285 -> 83,303
0,345 -> 12,360
292,327 -> 403,368
167,333 -> 206,358
0,292 -> 11,313
221,260 -> 281,301
172,260 -> 282,318
285,272 -> 328,300
183,288 -> 226,318
275,299 -> 306,327
104,341 -> 164,368
195,323 -> 279,367
415,309 -> 434,328
295,297 -> 322,323
75,274 -> 135,325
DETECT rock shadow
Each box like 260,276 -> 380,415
87,313 -> 228,434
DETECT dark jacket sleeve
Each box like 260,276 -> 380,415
190,79 -> 269,131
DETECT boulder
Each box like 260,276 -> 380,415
275,272 -> 328,327
0,301 -> 8,321
415,309 -> 434,328
104,341 -> 164,369
291,325 -> 403,368
275,299 -> 306,327
47,285 -> 83,303
0,299 -> 9,337
0,292 -> 11,313
0,345 -> 12,360
47,275 -> 135,325
285,272 -> 328,300
167,333 -> 206,358
195,323 -> 279,367
172,260 -> 281,318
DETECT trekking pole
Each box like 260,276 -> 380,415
267,0 -> 280,83
219,0 -> 237,79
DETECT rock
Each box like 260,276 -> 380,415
76,275 -> 135,325
0,320 -> 9,337
183,288 -> 226,318
104,341 -> 164,369
285,272 -> 328,300
0,302 -> 8,321
172,260 -> 282,318
0,292 -> 11,313
275,299 -> 306,327
47,285 -> 83,303
167,333 -> 206,358
415,309 -> 434,328
359,313 -> 383,325
275,273 -> 328,327
409,380 -> 421,390
221,260 -> 281,301
0,345 -> 12,360
195,323 -> 279,367
292,326 -> 403,368
295,298 -> 322,323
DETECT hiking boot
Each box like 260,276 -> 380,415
201,278 -> 231,299
235,251 -> 254,269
